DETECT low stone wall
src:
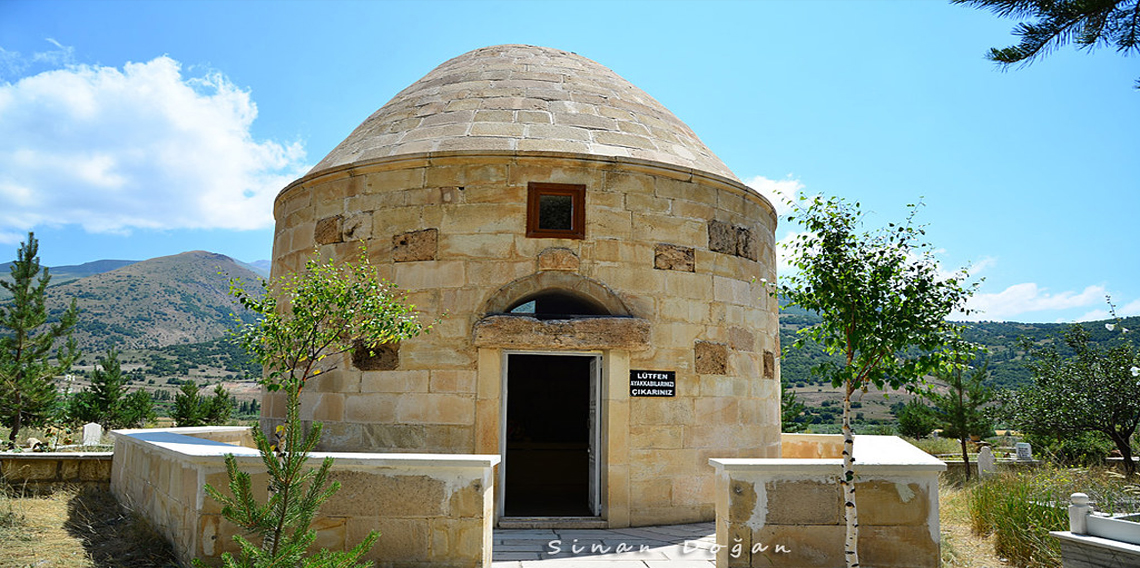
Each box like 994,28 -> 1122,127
709,434 -> 945,568
0,452 -> 113,492
111,427 -> 499,567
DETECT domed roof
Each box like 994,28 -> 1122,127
309,45 -> 738,181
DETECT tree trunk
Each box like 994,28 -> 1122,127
8,391 -> 22,444
960,436 -> 971,481
1109,430 -> 1136,478
842,380 -> 860,568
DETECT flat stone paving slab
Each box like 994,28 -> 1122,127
492,522 -> 716,567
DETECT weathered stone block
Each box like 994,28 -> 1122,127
750,524 -> 843,568
60,459 -> 80,480
736,225 -> 757,260
537,247 -> 580,271
80,458 -> 112,481
350,517 -> 430,562
728,326 -> 754,351
447,479 -> 486,518
708,219 -> 737,255
310,516 -> 347,551
765,480 -> 842,525
325,472 -> 446,517
361,423 -> 423,449
473,316 -> 651,351
351,340 -> 398,370
314,215 -> 343,245
859,480 -> 930,526
763,350 -> 775,379
392,228 -> 438,262
341,214 -> 372,241
695,341 -> 728,374
3,459 -> 56,481
654,243 -> 695,272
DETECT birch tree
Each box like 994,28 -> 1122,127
778,195 -> 975,567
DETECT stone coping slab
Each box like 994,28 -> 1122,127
711,435 -> 946,475
1051,530 -> 1140,554
0,451 -> 113,459
112,427 -> 500,468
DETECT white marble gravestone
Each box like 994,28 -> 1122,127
82,422 -> 103,446
977,445 -> 997,477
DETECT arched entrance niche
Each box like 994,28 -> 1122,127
481,271 -> 632,318
473,272 -> 648,525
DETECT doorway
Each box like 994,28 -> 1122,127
503,353 -> 600,517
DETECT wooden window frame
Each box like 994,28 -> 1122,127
526,182 -> 585,239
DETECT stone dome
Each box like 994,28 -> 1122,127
309,44 -> 738,182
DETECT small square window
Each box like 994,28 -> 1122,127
526,182 -> 585,239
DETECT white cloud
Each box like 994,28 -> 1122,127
775,230 -> 810,278
959,283 -> 1107,321
0,54 -> 308,243
744,175 -> 803,217
1118,298 -> 1140,318
1077,308 -> 1111,322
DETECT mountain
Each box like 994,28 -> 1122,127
40,251 -> 260,352
0,258 -> 138,300
241,260 -> 272,278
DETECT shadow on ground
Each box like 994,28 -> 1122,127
64,487 -> 179,568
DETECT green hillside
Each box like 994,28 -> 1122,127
779,298 -> 1140,390
34,251 -> 262,352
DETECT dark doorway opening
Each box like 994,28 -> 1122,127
504,354 -> 595,517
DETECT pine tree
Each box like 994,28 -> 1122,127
955,0 -> 1140,88
0,233 -> 79,446
928,359 -> 993,481
896,399 -> 939,441
205,384 -> 234,424
172,380 -> 205,427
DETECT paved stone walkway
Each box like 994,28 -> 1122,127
491,522 -> 717,567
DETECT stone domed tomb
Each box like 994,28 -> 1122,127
268,44 -> 780,527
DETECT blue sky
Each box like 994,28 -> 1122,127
1,0 -> 1136,323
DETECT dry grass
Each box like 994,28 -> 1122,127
0,485 -> 177,568
940,480 -> 1009,568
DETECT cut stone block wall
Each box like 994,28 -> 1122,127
268,152 -> 781,527
0,452 -> 113,492
111,427 -> 499,568
710,435 -> 945,568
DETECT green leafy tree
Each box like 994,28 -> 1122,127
954,0 -> 1140,88
927,359 -> 993,480
0,233 -> 79,445
200,248 -> 428,568
1002,324 -> 1140,476
896,399 -> 939,440
781,381 -> 810,433
778,195 -> 976,567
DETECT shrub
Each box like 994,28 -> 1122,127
967,466 -> 1138,567
1024,431 -> 1116,467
